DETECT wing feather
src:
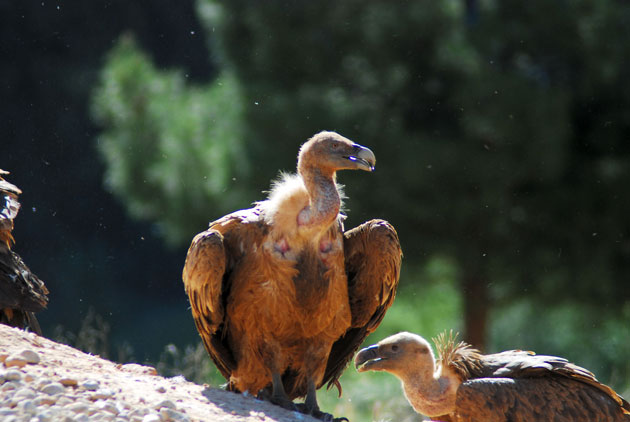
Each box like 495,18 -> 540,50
323,219 -> 402,392
472,350 -> 630,413
456,377 -> 630,421
183,228 -> 233,378
182,207 -> 265,382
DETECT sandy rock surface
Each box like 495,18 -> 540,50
0,325 -> 318,422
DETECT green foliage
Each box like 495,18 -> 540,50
156,342 -> 224,386
491,299 -> 630,382
53,307 -> 134,364
91,36 -> 251,244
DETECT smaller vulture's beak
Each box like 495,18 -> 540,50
355,344 -> 383,372
345,143 -> 376,172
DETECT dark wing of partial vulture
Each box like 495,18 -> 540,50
0,246 -> 49,334
454,350 -> 630,420
475,350 -> 630,413
0,170 -> 48,335
323,219 -> 402,393
0,248 -> 48,311
455,377 -> 630,422
182,207 -> 265,384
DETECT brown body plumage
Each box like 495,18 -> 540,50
0,170 -> 48,334
183,132 -> 402,418
355,331 -> 630,422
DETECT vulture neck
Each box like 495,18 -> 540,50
401,363 -> 457,418
297,164 -> 340,230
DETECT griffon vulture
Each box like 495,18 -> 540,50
0,170 -> 48,335
355,331 -> 630,422
183,131 -> 402,420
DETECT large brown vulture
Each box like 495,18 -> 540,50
355,331 -> 630,422
183,131 -> 402,420
0,170 -> 48,335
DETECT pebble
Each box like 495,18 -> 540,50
36,409 -> 56,422
159,408 -> 190,422
1,380 -> 21,391
16,399 -> 37,414
35,396 -> 57,406
36,378 -> 54,389
129,408 -> 149,418
154,399 -> 176,410
142,414 -> 161,422
96,400 -> 120,415
57,396 -> 74,406
13,387 -> 37,400
81,380 -> 100,391
60,378 -> 79,387
4,369 -> 23,381
41,382 -> 66,395
18,349 -> 41,364
64,401 -> 87,413
91,389 -> 115,400
119,364 -> 157,376
3,355 -> 28,368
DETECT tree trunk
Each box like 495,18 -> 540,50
464,0 -> 478,26
461,266 -> 488,351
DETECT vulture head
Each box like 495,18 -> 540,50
297,131 -> 375,177
355,332 -> 436,378
277,131 -> 376,230
355,332 -> 460,418
0,169 -> 22,248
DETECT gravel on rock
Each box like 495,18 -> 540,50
0,325 -> 320,422
0,346 -> 183,422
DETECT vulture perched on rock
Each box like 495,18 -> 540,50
355,331 -> 630,422
0,170 -> 48,335
183,131 -> 402,420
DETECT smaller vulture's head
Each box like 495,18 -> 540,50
298,131 -> 375,175
355,332 -> 437,379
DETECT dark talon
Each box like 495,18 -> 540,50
307,408 -> 347,422
256,388 -> 298,412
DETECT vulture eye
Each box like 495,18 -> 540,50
391,345 -> 399,352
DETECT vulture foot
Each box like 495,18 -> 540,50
294,404 -> 347,422
257,389 -> 297,412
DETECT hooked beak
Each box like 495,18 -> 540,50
344,144 -> 375,172
355,344 -> 384,372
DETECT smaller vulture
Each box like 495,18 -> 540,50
183,131 -> 402,421
0,170 -> 48,335
355,331 -> 630,422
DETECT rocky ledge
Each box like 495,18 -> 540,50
0,325 -> 317,422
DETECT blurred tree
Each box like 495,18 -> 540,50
92,0 -> 630,355
468,0 -> 630,322
92,37 -> 251,244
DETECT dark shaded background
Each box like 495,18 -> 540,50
2,1 -> 213,358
